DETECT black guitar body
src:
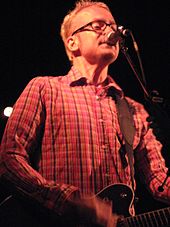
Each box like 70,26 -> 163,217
95,183 -> 134,217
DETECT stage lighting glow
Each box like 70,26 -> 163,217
3,107 -> 13,117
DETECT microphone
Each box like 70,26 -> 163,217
105,26 -> 131,46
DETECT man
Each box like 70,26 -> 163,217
0,1 -> 169,226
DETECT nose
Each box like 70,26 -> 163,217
106,22 -> 117,32
103,24 -> 116,36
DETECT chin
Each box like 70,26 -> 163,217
102,52 -> 118,64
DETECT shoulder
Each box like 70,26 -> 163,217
125,96 -> 149,118
124,97 -> 151,135
27,75 -> 64,86
16,75 -> 67,103
24,75 -> 67,92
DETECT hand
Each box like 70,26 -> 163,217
67,195 -> 120,226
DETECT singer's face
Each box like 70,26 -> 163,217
68,6 -> 119,65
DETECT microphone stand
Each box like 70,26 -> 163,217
120,31 -> 170,162
120,44 -> 149,98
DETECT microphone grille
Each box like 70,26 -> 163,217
118,25 -> 131,37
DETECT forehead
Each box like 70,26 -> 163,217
71,6 -> 115,31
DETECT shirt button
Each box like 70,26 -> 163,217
105,173 -> 110,177
101,144 -> 107,149
99,118 -> 104,123
96,95 -> 100,100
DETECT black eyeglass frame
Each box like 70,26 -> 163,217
71,20 -> 117,36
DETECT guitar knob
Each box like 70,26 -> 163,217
120,193 -> 127,198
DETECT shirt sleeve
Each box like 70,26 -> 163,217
133,100 -> 170,204
0,77 -> 79,216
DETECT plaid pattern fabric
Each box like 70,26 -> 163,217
0,66 -> 169,215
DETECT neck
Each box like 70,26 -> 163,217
73,58 -> 109,85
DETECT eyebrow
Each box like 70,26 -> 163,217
91,17 -> 116,24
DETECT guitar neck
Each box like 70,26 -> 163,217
119,206 -> 170,227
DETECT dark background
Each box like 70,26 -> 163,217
0,0 -> 170,217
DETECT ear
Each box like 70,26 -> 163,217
67,36 -> 79,52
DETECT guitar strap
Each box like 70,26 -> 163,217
115,95 -> 136,190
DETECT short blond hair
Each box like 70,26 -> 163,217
60,0 -> 111,61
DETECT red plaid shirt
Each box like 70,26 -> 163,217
0,66 -> 169,216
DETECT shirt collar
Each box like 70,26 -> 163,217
68,66 -> 124,98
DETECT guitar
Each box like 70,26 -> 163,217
96,183 -> 170,227
0,183 -> 169,226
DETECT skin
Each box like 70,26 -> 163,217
67,5 -> 120,86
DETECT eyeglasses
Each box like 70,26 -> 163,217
71,20 -> 117,36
